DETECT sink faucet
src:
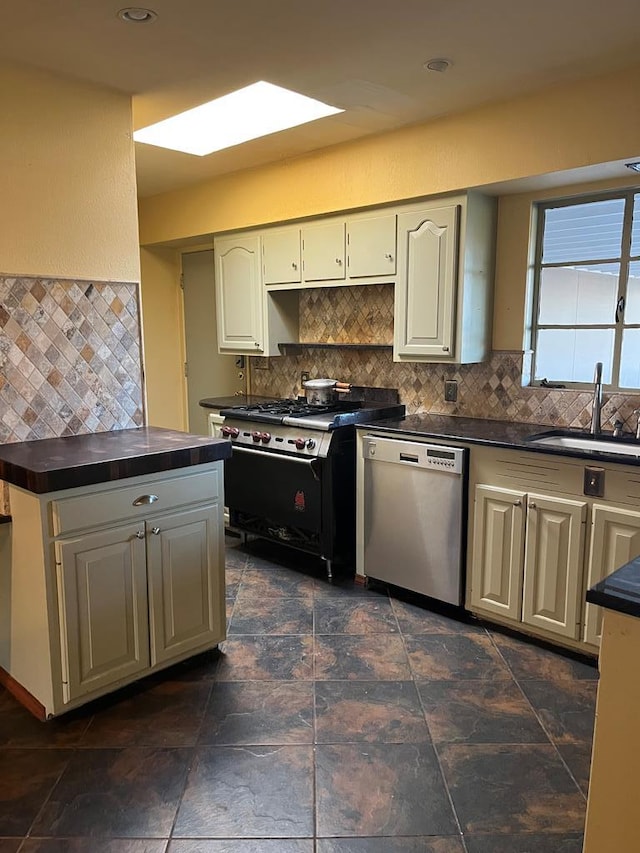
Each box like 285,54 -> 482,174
590,362 -> 603,435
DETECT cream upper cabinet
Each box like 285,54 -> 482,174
584,504 -> 640,646
394,192 -> 496,363
214,234 -> 264,353
302,220 -> 346,282
394,204 -> 459,359
347,212 -> 397,279
521,495 -> 587,640
262,227 -> 302,285
470,484 -> 526,621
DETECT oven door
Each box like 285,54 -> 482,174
225,446 -> 322,531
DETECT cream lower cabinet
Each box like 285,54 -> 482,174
584,505 -> 640,646
470,484 -> 587,642
3,463 -> 225,717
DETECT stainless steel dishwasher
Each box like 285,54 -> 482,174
361,434 -> 467,605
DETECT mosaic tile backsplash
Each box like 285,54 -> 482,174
251,284 -> 640,431
0,275 -> 144,513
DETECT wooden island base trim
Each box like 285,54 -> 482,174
0,666 -> 47,720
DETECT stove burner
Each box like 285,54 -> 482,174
221,398 -> 362,420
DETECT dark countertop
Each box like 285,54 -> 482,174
0,427 -> 232,494
356,413 -> 640,466
587,558 -> 640,619
199,395 -> 278,410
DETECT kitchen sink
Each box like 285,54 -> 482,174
528,431 -> 640,457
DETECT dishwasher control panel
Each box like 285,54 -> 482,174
362,436 -> 465,475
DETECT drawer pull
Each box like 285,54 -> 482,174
151,526 -> 161,535
135,530 -> 145,539
133,494 -> 158,506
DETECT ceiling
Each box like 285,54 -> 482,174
3,0 -> 640,198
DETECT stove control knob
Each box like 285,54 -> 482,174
221,426 -> 239,438
261,432 -> 272,444
294,437 -> 306,450
251,431 -> 263,443
306,438 -> 316,449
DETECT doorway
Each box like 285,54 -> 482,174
182,249 -> 246,434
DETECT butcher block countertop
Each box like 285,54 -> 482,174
0,426 -> 232,494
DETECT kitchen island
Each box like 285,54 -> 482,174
0,427 -> 231,719
583,558 -> 640,852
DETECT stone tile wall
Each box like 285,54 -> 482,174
0,274 -> 144,513
251,284 -> 640,432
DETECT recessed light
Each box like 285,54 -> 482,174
118,7 -> 157,23
625,162 -> 640,173
423,58 -> 452,73
133,81 -> 344,156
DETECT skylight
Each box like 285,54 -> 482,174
133,81 -> 344,156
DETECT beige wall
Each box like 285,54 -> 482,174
0,60 -> 139,283
139,246 -> 186,430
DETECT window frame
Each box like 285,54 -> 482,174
530,188 -> 639,390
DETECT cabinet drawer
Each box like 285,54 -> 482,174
51,468 -> 220,536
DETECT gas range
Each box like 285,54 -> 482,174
218,397 -> 404,431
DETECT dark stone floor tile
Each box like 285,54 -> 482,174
31,748 -> 191,838
215,636 -> 314,680
228,597 -> 313,635
317,840 -> 465,853
173,745 -> 314,838
78,681 -> 211,747
439,743 -> 586,834
315,635 -> 412,681
405,634 -> 512,680
224,538 -> 248,571
0,748 -> 71,835
464,833 -> 584,852
315,681 -> 429,743
519,679 -> 597,745
392,599 -> 486,635
417,680 -> 548,744
237,570 -> 316,600
314,580 -> 385,598
225,567 -> 244,597
316,742 -> 457,837
0,841 -> 21,852
168,841 -> 313,852
20,841 -> 168,852
158,648 -> 221,683
0,695 -> 91,747
314,597 -> 399,634
200,681 -> 314,744
558,742 -> 593,796
491,633 -> 598,681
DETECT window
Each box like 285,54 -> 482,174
531,190 -> 640,388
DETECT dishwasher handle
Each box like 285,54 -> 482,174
362,434 -> 466,475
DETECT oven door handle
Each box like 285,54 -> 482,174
231,445 -> 321,480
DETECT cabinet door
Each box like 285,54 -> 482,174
302,220 -> 346,282
56,524 -> 149,703
347,213 -> 396,278
522,495 -> 587,640
585,505 -> 640,647
147,504 -> 225,666
262,227 -> 301,285
469,484 -> 526,621
394,205 -> 459,359
215,235 -> 264,352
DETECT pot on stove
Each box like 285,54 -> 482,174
303,378 -> 351,405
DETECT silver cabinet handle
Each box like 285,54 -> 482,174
384,253 -> 393,260
133,494 -> 158,506
254,341 -> 261,348
442,346 -> 450,352
335,258 -> 343,265
292,262 -> 298,269
151,526 -> 161,535
529,501 -> 537,509
513,500 -> 522,507
135,530 -> 145,539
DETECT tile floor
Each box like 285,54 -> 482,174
0,534 -> 598,852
